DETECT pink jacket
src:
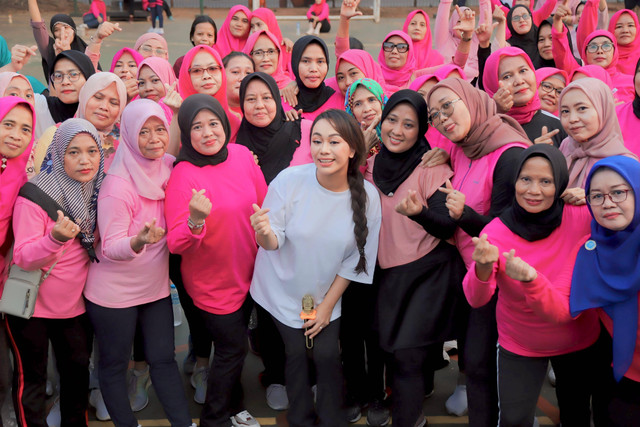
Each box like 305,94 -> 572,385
10,197 -> 92,319
463,206 -> 600,357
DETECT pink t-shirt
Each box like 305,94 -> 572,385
84,175 -> 170,308
165,144 -> 267,315
616,102 -> 640,157
9,197 -> 91,319
282,88 -> 345,122
463,205 -> 600,357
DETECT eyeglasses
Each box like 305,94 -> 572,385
51,71 -> 82,84
539,82 -> 563,96
140,45 -> 167,56
586,189 -> 630,206
382,42 -> 409,53
586,42 -> 614,53
428,98 -> 461,126
251,49 -> 278,58
188,65 -> 222,77
512,13 -> 531,22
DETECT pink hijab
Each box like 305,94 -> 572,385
215,5 -> 251,58
107,99 -> 173,201
242,30 -> 292,90
402,10 -> 444,69
536,67 -> 568,86
408,64 -> 467,92
582,30 -> 635,101
77,72 -> 128,134
0,97 -> 36,267
483,47 -> 541,125
608,10 -> 640,75
378,31 -> 417,93
178,45 -> 240,140
134,33 -> 169,60
0,73 -> 33,100
137,56 -> 177,122
558,78 -> 636,188
251,8 -> 284,42
336,49 -> 387,90
109,47 -> 144,73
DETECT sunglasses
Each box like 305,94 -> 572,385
382,42 -> 409,53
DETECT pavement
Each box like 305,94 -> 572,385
0,7 -> 562,427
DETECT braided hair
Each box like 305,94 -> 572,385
311,109 -> 369,274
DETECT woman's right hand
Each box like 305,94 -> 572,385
493,81 -> 514,113
361,116 -> 380,151
163,82 -> 182,112
395,190 -> 423,217
123,77 -> 139,100
471,233 -> 499,279
188,189 -> 212,224
340,0 -> 362,20
438,180 -> 466,220
51,210 -> 80,243
281,81 -> 299,108
250,204 -> 272,236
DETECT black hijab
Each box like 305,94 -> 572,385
535,19 -> 581,69
633,57 -> 640,119
499,144 -> 569,241
507,5 -> 539,65
373,89 -> 430,196
291,35 -> 336,113
175,94 -> 230,167
47,50 -> 95,124
236,72 -> 302,184
41,15 -> 90,80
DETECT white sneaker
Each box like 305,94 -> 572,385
190,366 -> 208,405
147,26 -> 156,33
46,380 -> 54,397
46,397 -> 60,427
445,384 -> 468,417
444,340 -> 458,354
265,384 -> 288,410
157,28 -> 164,34
89,388 -> 111,421
128,368 -> 151,412
231,410 -> 260,426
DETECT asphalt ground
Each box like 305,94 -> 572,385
0,7 -> 562,426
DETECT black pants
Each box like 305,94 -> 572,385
0,317 -> 13,427
86,297 -> 191,427
340,282 -> 385,404
273,314 -> 346,427
463,294 -> 499,427
6,314 -> 91,427
497,337 -> 610,427
624,0 -> 640,9
607,376 -> 640,426
198,301 -> 250,427
255,304 -> 286,386
309,12 -> 331,33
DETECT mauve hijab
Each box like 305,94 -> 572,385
134,33 -> 169,60
558,78 -> 636,188
402,10 -> 444,70
483,47 -> 542,125
427,78 -> 530,160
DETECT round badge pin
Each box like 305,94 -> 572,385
585,240 -> 596,251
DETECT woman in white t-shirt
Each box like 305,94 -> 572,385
250,109 -> 381,427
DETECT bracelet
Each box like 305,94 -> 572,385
187,217 -> 205,229
90,35 -> 103,44
461,35 -> 472,42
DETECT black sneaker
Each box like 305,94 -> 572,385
345,403 -> 362,423
366,399 -> 390,426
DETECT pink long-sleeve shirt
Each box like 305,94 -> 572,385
9,197 -> 92,319
83,0 -> 107,19
491,0 -> 558,39
84,175 -> 170,308
165,144 -> 267,315
307,3 -> 329,22
616,102 -> 640,157
463,205 -> 600,357
282,89 -> 345,122
575,0 -> 610,54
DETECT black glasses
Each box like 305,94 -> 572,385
250,49 -> 278,58
512,13 -> 531,22
539,82 -> 563,96
586,42 -> 614,53
382,42 -> 409,53
51,71 -> 82,84
587,189 -> 630,206
188,65 -> 222,77
428,98 -> 461,126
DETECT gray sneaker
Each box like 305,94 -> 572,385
128,368 -> 151,412
265,384 -> 288,410
366,399 -> 390,426
191,366 -> 208,404
345,403 -> 362,423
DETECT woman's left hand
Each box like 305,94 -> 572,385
361,116 -> 380,151
284,108 -> 302,122
281,37 -> 294,53
420,147 -> 449,168
304,302 -> 332,339
503,249 -> 537,282
452,5 -> 476,35
395,190 -> 423,217
561,187 -> 586,205
163,82 -> 182,112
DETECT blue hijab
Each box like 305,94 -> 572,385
570,156 -> 640,381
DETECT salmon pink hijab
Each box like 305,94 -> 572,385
134,33 -> 169,61
178,45 -> 240,140
483,47 -> 541,125
558,78 -> 636,188
0,73 -> 33,102
427,78 -> 530,160
215,5 -> 251,58
137,56 -> 177,122
107,99 -> 173,201
336,49 -> 387,91
408,65 -> 467,91
402,10 -> 444,69
77,72 -> 127,134
0,97 -> 35,263
378,31 -> 417,93
242,30 -> 291,89
608,10 -> 640,75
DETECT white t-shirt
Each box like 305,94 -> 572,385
250,163 -> 382,329
34,93 -> 56,139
